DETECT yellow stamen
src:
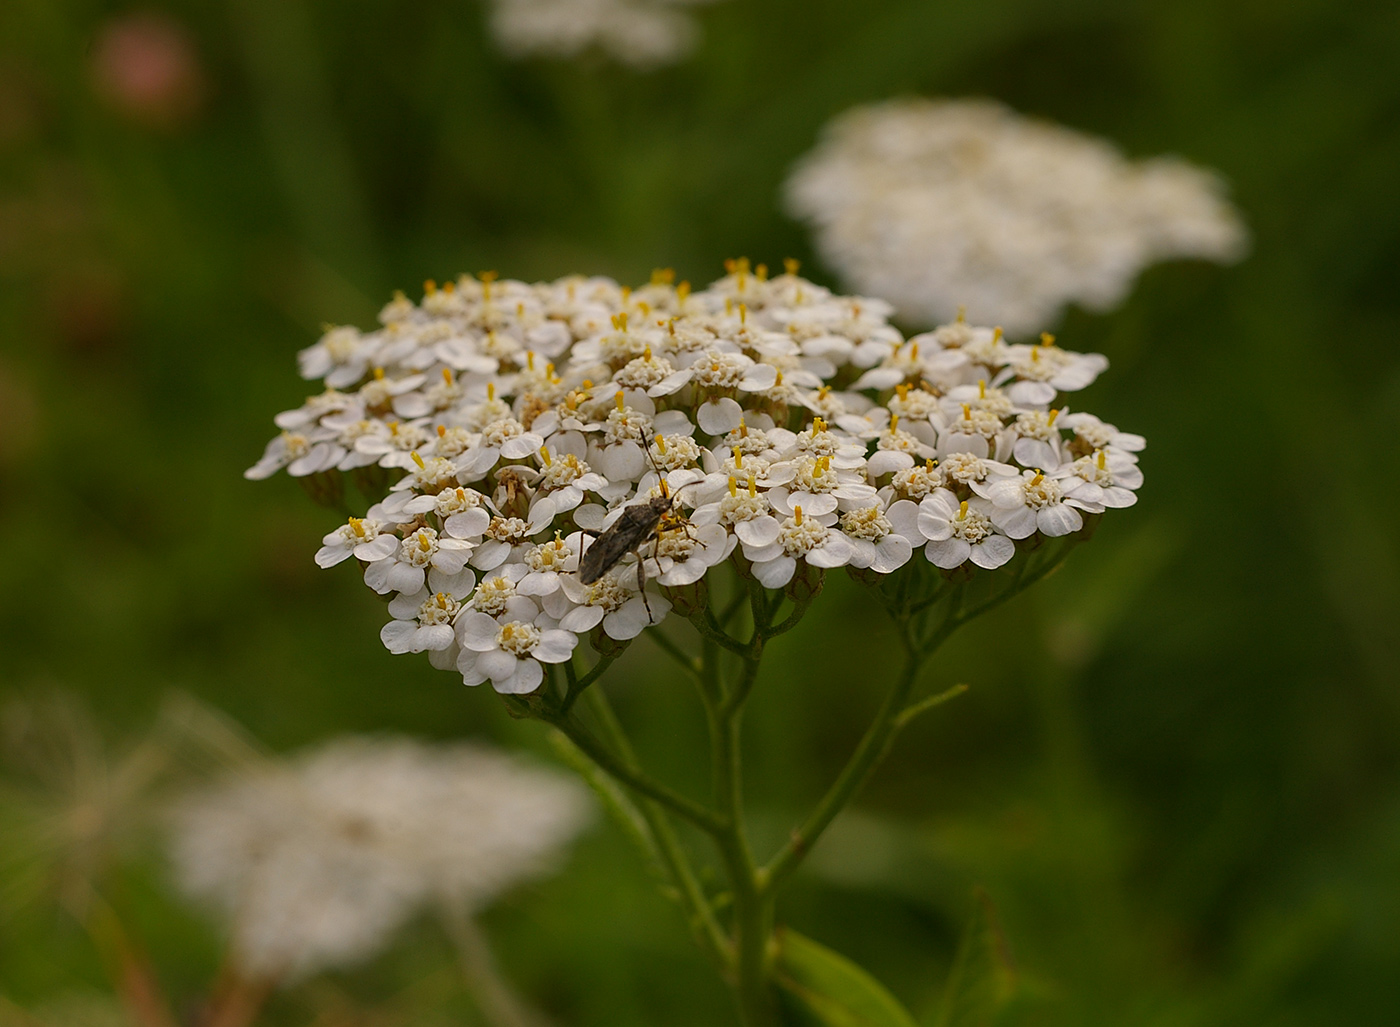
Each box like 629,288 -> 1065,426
546,361 -> 556,379
926,458 -> 935,471
795,505 -> 804,525
978,379 -> 986,399
739,303 -> 748,325
755,263 -> 768,282
442,368 -> 454,386
638,301 -> 651,318
1030,348 -> 1040,362
373,367 -> 385,380
642,345 -> 652,361
487,382 -> 495,401
442,280 -> 455,295
739,418 -> 748,437
958,500 -> 968,519
418,532 -> 432,552
657,435 -> 667,453
677,281 -> 691,304
1097,450 -> 1107,470
1030,472 -> 1044,487
957,305 -> 966,323
896,383 -> 910,399
411,452 -> 425,469
992,327 -> 1004,342
728,476 -> 737,497
527,352 -> 535,370
1040,332 -> 1056,347
423,279 -> 437,295
620,286 -> 632,304
615,392 -> 625,412
652,267 -> 675,285
784,257 -> 801,276
734,450 -> 743,468
814,416 -> 827,432
612,312 -> 629,332
725,297 -> 733,316
437,424 -> 447,437
889,414 -> 899,433
747,475 -> 757,497
539,446 -> 552,466
1048,408 -> 1060,426
517,302 -> 525,318
348,516 -> 364,536
910,342 -> 919,361
961,403 -> 971,420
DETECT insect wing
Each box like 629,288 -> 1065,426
579,503 -> 663,584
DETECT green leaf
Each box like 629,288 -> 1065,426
775,927 -> 919,1027
930,889 -> 1018,1027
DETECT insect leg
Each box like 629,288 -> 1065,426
634,551 -> 654,621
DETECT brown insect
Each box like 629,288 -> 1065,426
577,437 -> 693,619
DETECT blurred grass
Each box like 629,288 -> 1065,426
2,0 -> 1399,1023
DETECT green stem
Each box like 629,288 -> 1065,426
543,709 -> 725,836
703,632 -> 777,1026
760,613 -> 962,895
645,626 -> 703,680
582,690 -> 731,969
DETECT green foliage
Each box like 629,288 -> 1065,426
776,928 -> 919,1027
2,0 -> 1400,1023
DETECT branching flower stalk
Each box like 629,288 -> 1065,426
247,262 -> 1143,1023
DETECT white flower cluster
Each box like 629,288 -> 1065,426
249,262 -> 1144,694
785,97 -> 1248,336
487,0 -> 719,69
168,737 -> 590,981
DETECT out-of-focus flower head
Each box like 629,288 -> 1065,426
249,259 -> 1147,696
487,0 -> 721,69
785,97 -> 1248,336
90,11 -> 204,129
167,736 -> 591,981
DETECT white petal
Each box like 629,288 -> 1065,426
459,612 -> 502,651
478,648 -> 518,681
926,538 -> 971,568
1036,504 -> 1082,537
735,517 -> 780,548
559,606 -> 606,633
869,535 -> 913,573
534,629 -> 579,663
380,620 -> 418,654
495,659 -> 543,695
971,535 -> 1015,569
752,556 -> 796,588
696,397 -> 743,435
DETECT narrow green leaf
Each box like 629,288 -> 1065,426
775,927 -> 919,1027
931,889 -> 1018,1027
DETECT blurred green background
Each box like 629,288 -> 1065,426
3,0 -> 1399,1024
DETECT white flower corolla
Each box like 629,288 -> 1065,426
381,588 -> 471,666
456,602 -> 578,694
252,265 -> 1145,690
363,527 -> 475,596
915,490 -> 1015,570
977,470 -> 1095,539
1060,412 -> 1146,458
515,536 -> 576,599
168,737 -> 589,981
839,503 -> 914,573
745,505 -> 855,588
245,429 -> 339,480
298,326 -> 376,387
488,0 -> 712,71
556,569 -> 670,640
650,522 -> 733,587
994,336 -> 1108,406
316,517 -> 400,568
1054,449 -> 1143,508
785,97 -> 1247,335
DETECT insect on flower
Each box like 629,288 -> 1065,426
578,436 -> 693,618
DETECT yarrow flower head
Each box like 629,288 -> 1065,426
487,0 -> 722,69
167,737 -> 590,981
249,260 -> 1145,694
785,97 -> 1248,336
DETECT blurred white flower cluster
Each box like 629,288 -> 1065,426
488,0 -> 718,68
248,262 -> 1144,694
168,737 -> 589,981
785,98 -> 1248,336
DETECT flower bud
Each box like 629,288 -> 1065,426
785,562 -> 825,603
662,577 -> 708,618
590,625 -> 630,659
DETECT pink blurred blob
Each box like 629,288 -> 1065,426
91,11 -> 204,129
